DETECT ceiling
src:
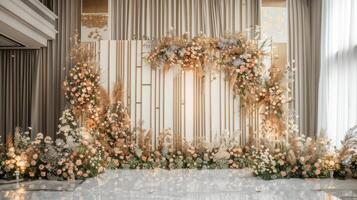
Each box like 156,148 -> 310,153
0,0 -> 57,48
0,34 -> 23,48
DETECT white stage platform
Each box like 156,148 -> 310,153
1,169 -> 357,200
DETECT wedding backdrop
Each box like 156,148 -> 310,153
98,40 -> 254,145
0,2 -> 357,200
1,30 -> 357,182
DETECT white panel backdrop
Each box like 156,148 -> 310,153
98,40 -> 259,147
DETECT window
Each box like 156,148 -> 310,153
318,0 -> 357,147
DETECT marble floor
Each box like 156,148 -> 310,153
1,169 -> 357,200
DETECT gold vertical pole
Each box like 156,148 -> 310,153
128,41 -> 132,117
173,75 -> 176,150
183,71 -> 186,142
107,40 -> 110,91
158,68 -> 161,135
224,77 -> 227,132
179,71 -> 183,149
140,40 -> 143,132
134,41 -> 137,129
162,70 -> 165,131
219,67 -> 222,135
239,97 -> 242,145
153,68 -> 157,148
209,71 -> 212,143
202,72 -> 204,140
198,70 -> 201,141
228,80 -> 231,136
149,50 -> 153,147
193,69 -> 196,145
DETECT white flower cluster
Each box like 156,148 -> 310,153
57,109 -> 80,143
250,147 -> 278,176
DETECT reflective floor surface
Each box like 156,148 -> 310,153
1,169 -> 357,200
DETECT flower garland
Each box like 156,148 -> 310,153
148,33 -> 290,137
218,36 -> 265,99
148,34 -> 265,100
147,36 -> 188,68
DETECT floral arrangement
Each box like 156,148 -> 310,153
0,147 -> 28,179
1,126 -> 357,181
217,35 -> 265,99
0,128 -> 106,180
64,34 -> 100,111
0,34 -> 109,180
99,83 -> 131,141
248,135 -> 335,180
258,63 -> 292,137
57,108 -> 80,142
63,63 -> 100,111
147,36 -> 188,68
334,125 -> 357,178
259,84 -> 288,117
246,127 -> 357,181
97,83 -> 133,169
93,128 -> 248,170
100,102 -> 131,143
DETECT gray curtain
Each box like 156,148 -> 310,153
31,42 -> 55,138
31,0 -> 81,138
111,0 -> 261,39
38,0 -> 53,10
0,50 -> 38,143
288,0 -> 322,137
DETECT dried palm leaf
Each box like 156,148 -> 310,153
302,137 -> 316,162
342,125 -> 357,153
112,82 -> 124,103
259,136 -> 276,153
338,125 -> 357,163
287,149 -> 297,165
157,131 -> 165,152
142,129 -> 153,154
134,120 -> 144,147
6,131 -> 14,149
268,64 -> 287,84
97,86 -> 110,113
247,126 -> 255,146
289,134 -> 302,157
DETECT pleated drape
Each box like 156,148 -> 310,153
31,0 -> 81,138
287,0 -> 322,137
0,50 -> 37,142
31,42 -> 54,138
38,0 -> 53,10
110,0 -> 261,39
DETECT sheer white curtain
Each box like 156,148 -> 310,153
318,0 -> 357,147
